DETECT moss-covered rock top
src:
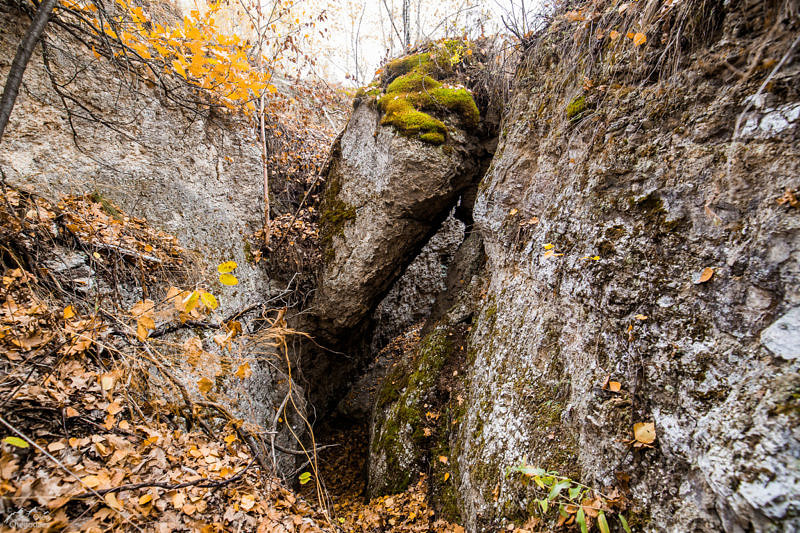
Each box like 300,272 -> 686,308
356,40 -> 481,145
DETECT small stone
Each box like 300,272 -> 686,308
760,307 -> 800,360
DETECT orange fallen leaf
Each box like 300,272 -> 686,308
100,374 -> 115,391
776,188 -> 798,207
696,267 -> 715,284
47,441 -> 66,452
198,377 -> 213,395
104,492 -> 124,511
632,32 -> 647,46
235,362 -> 252,379
633,422 -> 656,445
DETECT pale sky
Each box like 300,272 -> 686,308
177,0 -> 545,84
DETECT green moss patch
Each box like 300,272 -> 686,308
359,40 -> 480,145
566,95 -> 587,121
319,170 -> 356,259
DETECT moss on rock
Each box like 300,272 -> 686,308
318,170 -> 356,259
566,95 -> 587,121
369,326 -> 459,496
367,41 -> 481,145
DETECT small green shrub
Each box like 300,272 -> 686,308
505,462 -> 632,533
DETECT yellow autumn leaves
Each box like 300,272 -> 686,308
75,0 -> 277,114
217,260 -> 239,286
129,261 -> 239,340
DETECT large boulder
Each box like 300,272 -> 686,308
302,45 -> 495,407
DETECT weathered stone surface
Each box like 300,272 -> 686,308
303,99 -> 491,407
371,214 -> 465,351
366,3 -> 799,532
451,6 -> 800,533
312,102 -> 485,335
761,307 -> 800,360
0,7 -> 305,474
0,6 -> 269,313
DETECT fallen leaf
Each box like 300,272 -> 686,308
633,422 -> 656,444
634,314 -> 648,320
199,290 -> 218,310
235,362 -> 252,379
100,374 -> 115,391
696,267 -> 714,284
198,377 -> 213,395
219,273 -> 239,286
241,493 -> 256,510
776,188 -> 798,207
104,492 -> 124,511
217,261 -> 238,273
632,32 -> 647,46
47,441 -> 66,452
81,475 -> 101,488
3,436 -> 29,448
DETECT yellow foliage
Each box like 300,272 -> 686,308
83,0 -> 275,114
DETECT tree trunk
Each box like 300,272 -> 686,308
402,0 -> 410,49
0,0 -> 59,143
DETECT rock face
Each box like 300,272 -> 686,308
303,96 -> 492,407
365,1 -> 800,531
371,214 -> 465,351
0,5 -> 269,312
0,5 -> 306,474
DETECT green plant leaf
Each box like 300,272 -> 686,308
299,471 -> 312,485
568,486 -> 581,500
511,464 -> 545,477
533,475 -> 545,488
576,508 -> 588,533
2,436 -> 29,448
619,514 -> 632,533
598,511 -> 610,533
538,499 -> 548,514
548,480 -> 571,501
559,504 -> 568,518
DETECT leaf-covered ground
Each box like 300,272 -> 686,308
0,187 -> 331,531
0,185 -> 471,532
